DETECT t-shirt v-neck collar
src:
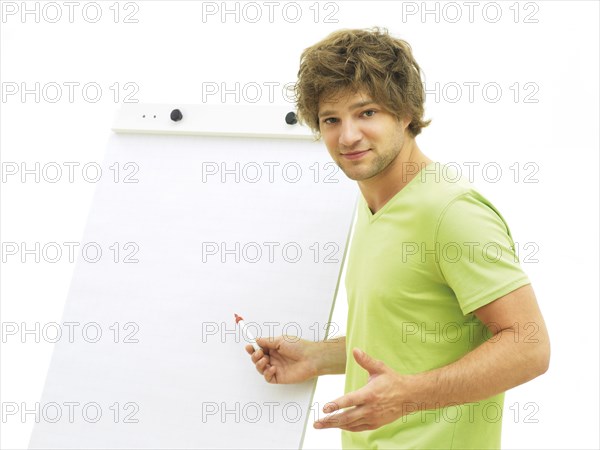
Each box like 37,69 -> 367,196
362,162 -> 437,224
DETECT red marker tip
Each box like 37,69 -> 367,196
234,313 -> 244,324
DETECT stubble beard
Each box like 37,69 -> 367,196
337,139 -> 404,182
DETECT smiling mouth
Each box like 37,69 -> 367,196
341,149 -> 370,160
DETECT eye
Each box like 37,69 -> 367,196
322,117 -> 338,125
362,109 -> 376,117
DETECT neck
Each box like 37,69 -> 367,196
358,139 -> 433,215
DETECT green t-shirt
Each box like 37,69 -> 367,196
342,162 -> 530,449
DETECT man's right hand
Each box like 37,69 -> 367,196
245,336 -> 319,384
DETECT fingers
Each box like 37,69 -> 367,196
256,355 -> 270,373
323,391 -> 361,413
264,365 -> 277,384
249,348 -> 263,362
245,343 -> 269,356
255,336 -> 277,351
245,336 -> 284,384
250,349 -> 271,367
353,347 -> 386,375
314,411 -> 346,429
313,393 -> 365,429
314,409 -> 365,430
246,347 -> 273,377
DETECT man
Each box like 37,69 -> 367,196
246,27 -> 550,449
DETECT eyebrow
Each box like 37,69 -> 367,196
318,100 -> 377,119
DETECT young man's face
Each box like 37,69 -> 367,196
317,89 -> 410,181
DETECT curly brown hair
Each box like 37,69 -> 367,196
294,27 -> 431,139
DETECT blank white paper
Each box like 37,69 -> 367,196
28,131 -> 357,449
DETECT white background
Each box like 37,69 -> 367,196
1,1 -> 598,449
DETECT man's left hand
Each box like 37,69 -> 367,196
313,348 -> 410,432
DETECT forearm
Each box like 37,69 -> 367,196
408,325 -> 550,410
315,336 -> 346,376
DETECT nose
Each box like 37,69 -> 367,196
338,119 -> 363,148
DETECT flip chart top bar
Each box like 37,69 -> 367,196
112,104 -> 316,140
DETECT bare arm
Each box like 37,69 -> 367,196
315,336 -> 347,376
247,335 -> 347,383
409,284 -> 550,409
315,284 -> 551,431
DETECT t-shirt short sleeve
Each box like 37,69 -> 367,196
435,192 -> 530,315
